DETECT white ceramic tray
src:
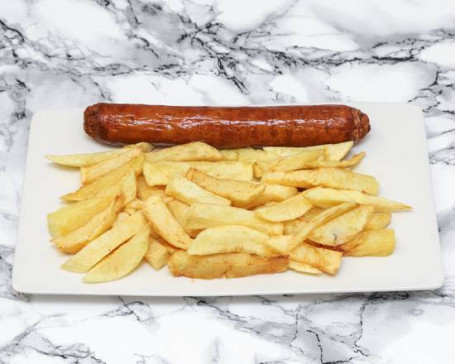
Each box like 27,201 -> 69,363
12,103 -> 444,296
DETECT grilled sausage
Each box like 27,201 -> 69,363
84,103 -> 370,148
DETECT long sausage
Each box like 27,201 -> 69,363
84,103 -> 370,148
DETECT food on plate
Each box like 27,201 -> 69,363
339,229 -> 396,256
187,225 -> 272,257
145,141 -> 223,162
61,156 -> 142,201
80,147 -> 142,184
185,203 -> 284,236
143,160 -> 253,185
168,251 -> 288,279
261,149 -> 324,172
364,212 -> 392,230
308,205 -> 374,246
84,103 -> 370,147
61,211 -> 147,273
290,243 -> 343,275
290,202 -> 357,250
136,175 -> 163,201
145,237 -> 171,270
186,168 -> 265,207
47,196 -> 112,238
255,194 -> 313,222
244,184 -> 299,209
142,194 -> 193,249
53,195 -> 124,254
288,261 -> 322,274
165,176 -> 231,206
263,168 -> 379,195
263,141 -> 354,160
303,187 -> 411,212
83,227 -> 149,283
47,134 -> 410,283
255,151 -> 366,176
45,142 -> 152,167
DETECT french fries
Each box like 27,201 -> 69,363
365,212 -> 391,230
290,202 -> 356,250
244,184 -> 298,208
47,196 -> 112,238
190,161 -> 253,181
187,225 -> 272,257
144,237 -> 171,270
168,251 -> 288,279
261,149 -> 324,173
288,261 -> 322,274
290,243 -> 343,275
145,142 -> 223,162
165,176 -> 231,206
263,168 -> 379,195
61,211 -> 147,273
263,141 -> 353,161
80,147 -> 142,184
303,187 -> 411,212
47,150 -> 123,167
185,203 -> 284,236
340,229 -> 396,256
225,148 -> 279,162
136,175 -> 164,201
255,194 -> 313,222
48,140 -> 410,282
83,226 -> 149,283
308,205 -> 373,246
142,195 -> 193,250
143,160 -> 254,186
46,144 -> 152,167
166,199 -> 191,234
62,156 -> 142,201
186,168 -> 265,207
53,195 -> 124,254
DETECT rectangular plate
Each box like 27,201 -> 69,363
12,103 -> 444,296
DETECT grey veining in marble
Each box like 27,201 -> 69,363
1,0 -> 455,363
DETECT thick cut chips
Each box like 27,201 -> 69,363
263,168 -> 379,195
165,176 -> 231,206
187,225 -> 271,257
168,251 -> 288,279
290,243 -> 343,275
61,211 -> 147,273
185,203 -> 284,236
186,168 -> 265,207
340,229 -> 396,256
53,195 -> 124,254
144,237 -> 171,270
255,194 -> 313,222
80,147 -> 142,184
83,227 -> 149,283
142,195 -> 193,249
47,196 -> 112,238
309,205 -> 374,246
303,187 -> 411,212
145,142 -> 223,162
290,202 -> 356,250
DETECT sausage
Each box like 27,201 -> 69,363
84,103 -> 370,148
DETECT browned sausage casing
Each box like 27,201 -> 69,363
84,103 -> 370,148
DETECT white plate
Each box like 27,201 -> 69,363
12,103 -> 444,296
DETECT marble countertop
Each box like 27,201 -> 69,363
1,0 -> 455,362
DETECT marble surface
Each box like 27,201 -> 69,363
1,0 -> 455,362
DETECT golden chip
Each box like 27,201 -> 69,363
187,225 -> 271,257
263,168 -> 379,195
168,251 -> 288,279
303,187 -> 411,212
